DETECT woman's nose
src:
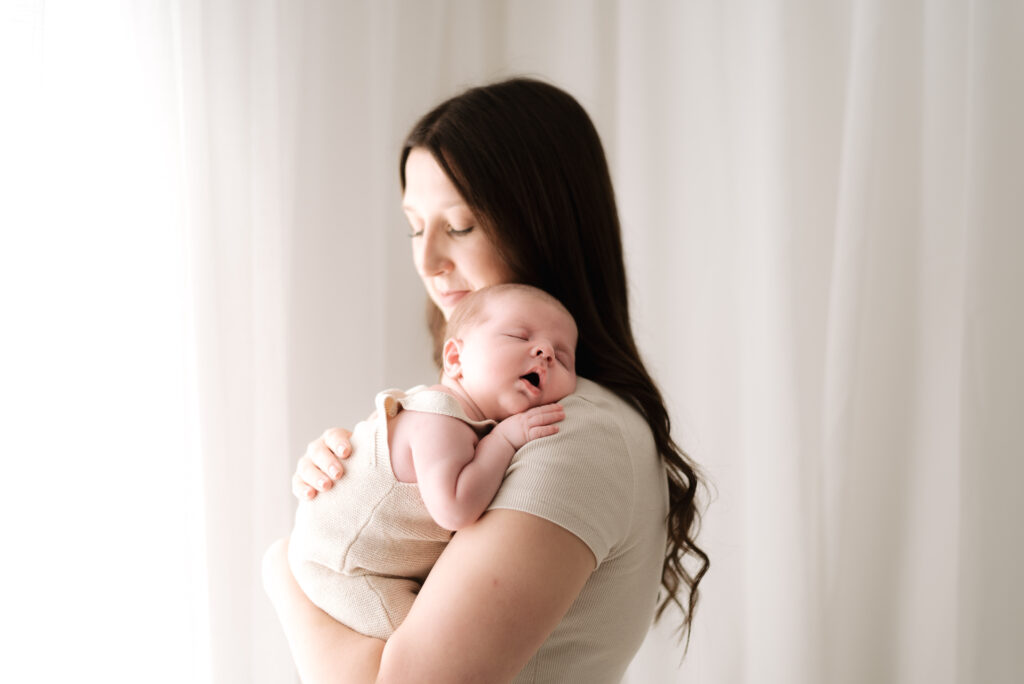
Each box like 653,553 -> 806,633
417,228 -> 453,276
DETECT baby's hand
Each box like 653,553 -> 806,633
493,403 -> 566,451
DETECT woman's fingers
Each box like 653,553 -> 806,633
291,428 -> 353,501
310,430 -> 350,480
294,453 -> 332,497
318,428 -> 353,468
292,469 -> 319,500
298,448 -> 337,492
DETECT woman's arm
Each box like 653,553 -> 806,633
380,508 -> 594,682
263,509 -> 594,683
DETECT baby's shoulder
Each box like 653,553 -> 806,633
388,397 -> 478,482
391,403 -> 475,433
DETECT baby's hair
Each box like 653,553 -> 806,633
445,284 -> 576,341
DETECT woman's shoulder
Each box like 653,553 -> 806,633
563,376 -> 630,410
488,377 -> 664,565
558,378 -> 656,455
531,376 -> 657,464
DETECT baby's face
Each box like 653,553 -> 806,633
454,292 -> 577,421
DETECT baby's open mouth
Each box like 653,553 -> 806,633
522,372 -> 541,388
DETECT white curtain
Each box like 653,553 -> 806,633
1,1 -> 207,682
619,2 -> 1024,682
4,1 -> 1021,683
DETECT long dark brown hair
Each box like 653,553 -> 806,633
400,78 -> 709,645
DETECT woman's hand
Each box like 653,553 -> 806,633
292,428 -> 352,500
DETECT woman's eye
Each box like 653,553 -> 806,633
408,229 -> 423,238
448,225 -> 474,236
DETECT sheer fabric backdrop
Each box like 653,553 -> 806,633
1,2 -> 207,683
3,1 -> 1020,683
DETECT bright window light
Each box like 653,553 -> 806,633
0,2 -> 209,682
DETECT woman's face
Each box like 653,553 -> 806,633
402,148 -> 515,319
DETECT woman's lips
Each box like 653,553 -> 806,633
436,290 -> 469,309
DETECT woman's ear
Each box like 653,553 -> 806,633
442,337 -> 463,379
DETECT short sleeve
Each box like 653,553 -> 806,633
486,389 -> 635,565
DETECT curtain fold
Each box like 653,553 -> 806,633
957,3 -> 1024,681
179,2 -> 1018,682
174,1 -> 295,681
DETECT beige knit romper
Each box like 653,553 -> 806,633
288,386 -> 495,640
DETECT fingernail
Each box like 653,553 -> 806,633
329,466 -> 342,479
305,488 -> 315,499
320,479 -> 331,490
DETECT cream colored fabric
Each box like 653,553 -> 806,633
488,378 -> 668,684
288,386 -> 494,639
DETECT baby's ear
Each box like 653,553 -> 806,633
442,337 -> 463,378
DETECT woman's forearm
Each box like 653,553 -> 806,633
262,538 -> 385,684
265,510 -> 594,683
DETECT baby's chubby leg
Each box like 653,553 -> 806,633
290,559 -> 420,641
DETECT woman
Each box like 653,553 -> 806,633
263,77 -> 708,683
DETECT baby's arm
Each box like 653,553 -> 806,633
406,404 -> 565,531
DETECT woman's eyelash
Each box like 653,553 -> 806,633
407,225 -> 472,238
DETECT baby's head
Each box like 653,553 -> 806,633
442,284 -> 578,421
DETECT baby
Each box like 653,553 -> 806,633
288,283 -> 578,639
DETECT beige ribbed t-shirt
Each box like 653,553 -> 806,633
488,377 -> 669,684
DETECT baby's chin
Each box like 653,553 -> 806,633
490,408 -> 517,422
490,398 -> 533,422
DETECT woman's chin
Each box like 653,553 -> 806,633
434,290 -> 469,313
